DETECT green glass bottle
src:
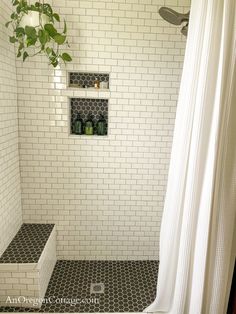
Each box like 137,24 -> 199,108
73,113 -> 84,135
96,114 -> 107,135
85,113 -> 94,135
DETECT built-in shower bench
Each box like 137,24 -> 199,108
0,223 -> 56,308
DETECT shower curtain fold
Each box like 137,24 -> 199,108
144,0 -> 236,313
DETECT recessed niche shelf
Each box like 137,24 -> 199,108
68,72 -> 109,90
70,98 -> 108,136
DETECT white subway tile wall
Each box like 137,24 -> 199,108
0,0 -> 22,256
17,0 -> 190,259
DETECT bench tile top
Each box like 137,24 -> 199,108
0,224 -> 54,263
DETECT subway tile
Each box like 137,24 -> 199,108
0,0 -> 190,260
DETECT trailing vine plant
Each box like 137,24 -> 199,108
5,0 -> 72,67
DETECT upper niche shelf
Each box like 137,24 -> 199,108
68,72 -> 109,90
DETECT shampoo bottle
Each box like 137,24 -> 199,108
85,114 -> 94,135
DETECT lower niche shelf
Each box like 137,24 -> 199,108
70,98 -> 108,136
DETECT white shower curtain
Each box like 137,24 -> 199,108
144,0 -> 236,313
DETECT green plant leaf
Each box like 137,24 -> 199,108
53,13 -> 60,22
9,36 -> 17,43
63,20 -> 67,34
15,27 -> 25,36
5,21 -> 11,28
12,0 -> 19,6
11,12 -> 17,19
25,26 -> 37,39
44,23 -> 57,37
29,5 -> 38,11
43,3 -> 53,15
18,42 -> 24,50
52,61 -> 58,67
61,52 -> 72,62
16,5 -> 21,14
17,51 -> 21,57
26,37 -> 37,47
46,47 -> 52,55
51,49 -> 57,57
53,34 -> 66,45
23,51 -> 29,61
38,29 -> 47,45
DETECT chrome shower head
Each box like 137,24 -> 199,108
159,7 -> 190,26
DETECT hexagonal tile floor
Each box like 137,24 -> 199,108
0,260 -> 159,312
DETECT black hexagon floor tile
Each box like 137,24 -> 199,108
0,224 -> 54,263
0,260 -> 158,312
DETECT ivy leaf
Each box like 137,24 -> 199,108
38,29 -> 47,45
29,5 -> 38,11
25,26 -> 37,39
53,34 -> 66,45
26,37 -> 37,47
51,49 -> 57,57
16,5 -> 21,14
63,20 -> 67,34
9,36 -> 17,43
18,42 -> 24,50
12,0 -> 19,6
11,12 -> 17,19
61,53 -> 72,62
46,47 -> 52,55
23,51 -> 29,61
44,23 -> 57,38
43,3 -> 53,15
53,13 -> 60,22
5,21 -> 11,28
17,51 -> 21,58
15,27 -> 25,36
52,59 -> 59,67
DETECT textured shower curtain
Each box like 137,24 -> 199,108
144,0 -> 236,313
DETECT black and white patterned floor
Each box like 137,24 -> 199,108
0,260 -> 158,313
0,224 -> 54,263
